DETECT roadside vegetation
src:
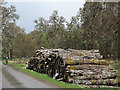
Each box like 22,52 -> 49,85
110,60 -> 120,77
1,59 -> 83,88
1,59 -> 120,88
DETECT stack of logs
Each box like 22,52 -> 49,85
26,48 -> 120,88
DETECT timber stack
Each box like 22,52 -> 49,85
26,48 -> 119,88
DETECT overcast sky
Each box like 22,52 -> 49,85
5,1 -> 85,33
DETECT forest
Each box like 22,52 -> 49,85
0,1 -> 119,60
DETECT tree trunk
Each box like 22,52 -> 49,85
10,49 -> 12,60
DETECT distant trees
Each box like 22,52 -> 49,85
1,1 -> 119,59
1,1 -> 35,59
33,2 -> 119,59
32,9 -> 95,50
0,0 -> 3,57
80,2 -> 119,59
1,3 -> 19,59
13,32 -> 35,58
34,10 -> 66,49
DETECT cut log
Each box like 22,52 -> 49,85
26,48 -> 119,87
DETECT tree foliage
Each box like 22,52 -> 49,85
1,1 -> 119,59
1,1 -> 35,59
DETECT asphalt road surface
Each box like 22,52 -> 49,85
0,61 -> 58,88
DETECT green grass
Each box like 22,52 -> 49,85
12,64 -> 83,88
8,63 -> 25,66
110,60 -> 120,77
13,64 -> 120,89
1,58 -> 28,65
3,60 -> 120,89
116,69 -> 120,76
1,59 -> 6,64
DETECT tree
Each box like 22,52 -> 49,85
48,10 -> 65,48
1,2 -> 19,59
13,32 -> 35,58
28,30 -> 49,49
80,2 -> 119,59
34,17 -> 49,32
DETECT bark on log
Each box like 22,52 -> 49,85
26,48 -> 119,87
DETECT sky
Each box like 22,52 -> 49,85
5,1 -> 85,33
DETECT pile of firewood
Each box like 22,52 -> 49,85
26,48 -> 119,88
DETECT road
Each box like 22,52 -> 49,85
0,61 -> 58,88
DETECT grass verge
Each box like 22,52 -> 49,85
3,60 -> 120,89
116,70 -> 120,76
11,64 -> 83,88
